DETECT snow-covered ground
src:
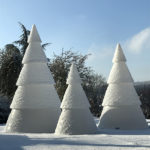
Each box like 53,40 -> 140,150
0,119 -> 150,150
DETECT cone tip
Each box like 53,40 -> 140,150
32,24 -> 37,30
113,43 -> 126,62
28,24 -> 41,43
32,24 -> 36,27
116,43 -> 122,49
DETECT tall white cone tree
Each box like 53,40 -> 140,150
5,25 -> 61,133
55,63 -> 97,135
98,44 -> 148,130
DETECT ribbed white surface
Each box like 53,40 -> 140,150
107,62 -> 133,83
61,84 -> 90,109
112,43 -> 126,63
5,108 -> 60,133
55,63 -> 97,134
99,106 -> 148,129
17,63 -> 54,85
102,83 -> 141,106
22,43 -> 47,64
99,43 -> 147,130
6,25 -> 61,133
27,25 -> 42,43
67,63 -> 81,84
55,109 -> 97,135
11,84 -> 60,109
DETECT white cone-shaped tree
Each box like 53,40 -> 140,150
5,25 -> 61,133
55,63 -> 97,135
98,44 -> 148,130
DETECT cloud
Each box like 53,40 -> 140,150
86,43 -> 114,76
87,43 -> 114,62
124,27 -> 150,53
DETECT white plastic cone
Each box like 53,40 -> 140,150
27,24 -> 42,43
98,44 -> 148,130
67,62 -> 82,84
10,85 -> 60,109
17,63 -> 54,85
55,63 -> 97,135
107,62 -> 133,83
22,43 -> 47,64
5,25 -> 61,133
112,43 -> 126,63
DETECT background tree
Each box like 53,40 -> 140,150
135,83 -> 150,119
83,73 -> 107,117
0,22 -> 150,124
0,44 -> 22,123
49,50 -> 106,117
49,50 -> 89,99
0,23 -> 50,124
0,44 -> 22,97
98,44 -> 147,129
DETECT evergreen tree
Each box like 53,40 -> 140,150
0,44 -> 22,97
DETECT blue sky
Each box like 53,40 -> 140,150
0,0 -> 150,81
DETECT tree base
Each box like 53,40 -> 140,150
98,106 -> 148,130
5,108 -> 60,133
55,109 -> 98,135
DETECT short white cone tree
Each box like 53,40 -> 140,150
98,44 -> 148,130
5,25 -> 61,133
55,63 -> 97,135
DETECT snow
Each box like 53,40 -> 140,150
112,43 -> 126,62
11,85 -> 60,108
5,25 -> 61,133
17,63 -> 54,85
102,83 -> 141,106
0,119 -> 150,150
22,43 -> 47,64
107,62 -> 133,83
61,84 -> 90,108
99,43 -> 148,130
23,25 -> 46,64
55,63 -> 97,135
62,63 -> 89,109
27,24 -> 42,43
67,63 -> 81,84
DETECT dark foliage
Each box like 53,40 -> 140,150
14,22 -> 30,55
49,50 -> 106,116
135,83 -> 150,119
0,44 -> 22,98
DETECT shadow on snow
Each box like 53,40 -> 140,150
0,134 -> 150,149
